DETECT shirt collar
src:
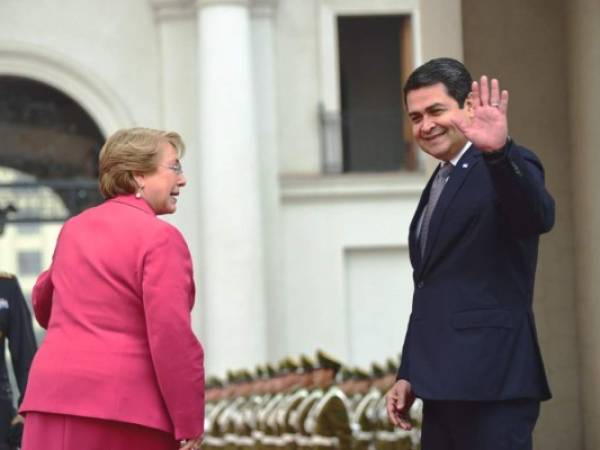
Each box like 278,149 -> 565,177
440,141 -> 472,168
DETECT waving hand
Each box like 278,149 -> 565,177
452,75 -> 509,152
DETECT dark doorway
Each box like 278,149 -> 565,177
338,15 -> 415,172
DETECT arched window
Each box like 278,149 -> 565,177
0,76 -> 105,228
0,76 -> 107,341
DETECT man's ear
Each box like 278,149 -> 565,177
464,93 -> 475,118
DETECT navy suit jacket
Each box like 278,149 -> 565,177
397,140 -> 554,401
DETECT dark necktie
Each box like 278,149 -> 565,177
419,163 -> 453,257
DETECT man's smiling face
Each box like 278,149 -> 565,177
406,82 -> 472,162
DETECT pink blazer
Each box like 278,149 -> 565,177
20,195 -> 205,440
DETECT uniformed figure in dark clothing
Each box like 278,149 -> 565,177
0,272 -> 37,450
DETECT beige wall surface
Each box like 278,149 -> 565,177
567,0 -> 600,449
462,0 -> 581,449
419,0 -> 463,61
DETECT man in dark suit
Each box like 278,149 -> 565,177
0,272 -> 37,450
385,58 -> 554,450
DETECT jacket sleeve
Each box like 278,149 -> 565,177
31,269 -> 54,329
484,140 -> 555,236
397,321 -> 411,381
142,224 -> 205,440
8,277 -> 37,405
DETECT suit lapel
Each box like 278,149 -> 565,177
416,146 -> 481,277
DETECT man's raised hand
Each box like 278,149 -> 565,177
452,75 -> 509,152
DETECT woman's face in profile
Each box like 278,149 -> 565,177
137,142 -> 186,215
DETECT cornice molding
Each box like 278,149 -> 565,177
150,0 -> 195,21
150,0 -> 278,23
250,0 -> 278,17
192,0 -> 278,16
196,0 -> 251,9
280,173 -> 425,202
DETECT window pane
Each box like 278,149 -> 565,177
337,15 -> 414,172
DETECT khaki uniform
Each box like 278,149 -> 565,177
222,397 -> 246,450
252,393 -> 273,450
203,399 -> 231,450
373,396 -> 412,450
244,394 -> 267,450
291,389 -> 323,450
351,389 -> 381,450
276,387 -> 308,450
305,386 -> 352,450
234,396 -> 258,450
258,392 -> 285,450
348,394 -> 363,415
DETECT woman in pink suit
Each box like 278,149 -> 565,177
19,128 -> 204,450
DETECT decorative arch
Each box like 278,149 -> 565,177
0,41 -> 136,224
0,40 -> 135,137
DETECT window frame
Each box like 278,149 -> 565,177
318,0 -> 424,174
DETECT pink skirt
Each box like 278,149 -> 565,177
22,412 -> 179,450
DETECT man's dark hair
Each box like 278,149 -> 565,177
403,57 -> 473,107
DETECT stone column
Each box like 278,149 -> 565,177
250,0 -> 282,359
567,1 -> 600,449
150,0 -> 204,339
196,0 -> 267,374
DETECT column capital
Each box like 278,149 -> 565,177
150,0 -> 195,21
250,0 -> 278,18
195,0 -> 251,9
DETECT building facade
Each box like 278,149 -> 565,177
0,0 -> 598,448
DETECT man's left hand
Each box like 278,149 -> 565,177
386,379 -> 415,430
452,75 -> 509,152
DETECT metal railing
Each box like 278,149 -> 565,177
0,179 -> 102,225
319,105 -> 417,173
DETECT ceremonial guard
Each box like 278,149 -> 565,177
291,356 -> 323,450
228,370 -> 255,450
223,372 -> 246,450
249,366 -> 269,450
305,351 -> 352,450
254,364 -> 278,450
350,369 -> 371,403
350,368 -> 378,450
267,358 -> 299,450
203,354 -> 421,450
242,366 -> 270,450
277,356 -> 314,450
0,272 -> 37,450
204,371 -> 236,450
258,364 -> 286,450
337,368 -> 355,409
205,376 -> 225,435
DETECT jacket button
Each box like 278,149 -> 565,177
417,281 -> 425,289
